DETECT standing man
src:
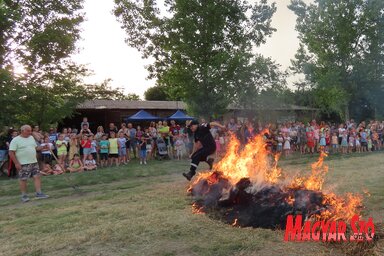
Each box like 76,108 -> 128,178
9,125 -> 49,202
183,120 -> 226,181
127,123 -> 137,159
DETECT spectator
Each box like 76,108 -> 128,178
118,132 -> 128,164
149,121 -> 158,159
175,134 -> 184,160
68,134 -> 79,160
95,126 -> 105,141
32,125 -> 44,144
184,120 -> 194,155
127,123 -> 137,159
139,131 -> 149,165
80,117 -> 90,130
68,154 -> 84,173
99,134 -> 109,168
80,135 -> 92,162
8,125 -> 49,202
84,154 -> 97,171
108,132 -> 119,167
106,123 -> 118,137
56,134 -> 68,165
227,118 -> 238,133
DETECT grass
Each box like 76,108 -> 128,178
0,152 -> 383,256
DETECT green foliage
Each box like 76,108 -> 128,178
144,85 -> 171,101
289,0 -> 384,121
0,1 -> 140,129
114,0 -> 279,118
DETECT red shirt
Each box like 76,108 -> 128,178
306,131 -> 314,142
81,140 -> 91,148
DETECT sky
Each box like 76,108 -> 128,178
72,0 -> 310,98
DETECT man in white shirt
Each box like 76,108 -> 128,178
9,125 -> 49,202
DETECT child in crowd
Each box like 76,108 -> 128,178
68,154 -> 83,173
348,134 -> 355,153
319,129 -> 326,152
367,136 -> 373,152
84,154 -> 97,171
175,135 -> 185,160
90,135 -> 98,163
143,128 -> 152,159
118,132 -> 128,164
341,131 -> 348,154
325,130 -> 330,153
360,129 -> 368,152
80,117 -> 90,130
56,134 -> 68,165
108,132 -> 119,167
99,134 -> 109,168
283,133 -> 291,157
331,133 -> 338,153
139,132 -> 149,165
355,135 -> 361,153
306,128 -> 315,154
277,133 -> 283,152
81,135 -> 92,162
214,134 -> 221,158
52,164 -> 65,175
40,136 -> 54,165
40,164 -> 54,176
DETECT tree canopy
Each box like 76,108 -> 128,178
0,0 -> 137,129
289,0 -> 384,120
114,0 -> 284,118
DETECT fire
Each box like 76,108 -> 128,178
189,132 -> 364,227
213,132 -> 283,187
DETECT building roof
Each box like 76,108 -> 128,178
77,100 -> 317,111
78,100 -> 187,110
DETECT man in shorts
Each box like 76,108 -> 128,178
9,125 -> 49,202
182,120 -> 226,181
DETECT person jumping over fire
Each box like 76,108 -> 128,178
183,120 -> 226,181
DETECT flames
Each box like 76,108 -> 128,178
189,132 -> 363,223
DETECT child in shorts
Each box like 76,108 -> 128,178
56,134 -> 68,165
139,132 -> 149,165
331,132 -> 338,153
99,134 -> 109,168
108,132 -> 119,167
118,132 -> 127,165
81,135 -> 92,162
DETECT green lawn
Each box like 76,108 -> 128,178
0,153 -> 383,256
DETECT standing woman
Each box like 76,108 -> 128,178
95,126 -> 105,141
68,134 -> 79,161
149,122 -> 157,159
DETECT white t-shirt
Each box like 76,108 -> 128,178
84,159 -> 96,166
9,135 -> 38,165
41,143 -> 54,154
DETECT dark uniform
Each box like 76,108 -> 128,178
184,123 -> 216,180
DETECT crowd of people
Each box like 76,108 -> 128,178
2,117 -> 384,179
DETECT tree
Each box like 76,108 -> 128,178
144,85 -> 170,101
233,54 -> 287,110
125,93 -> 141,100
289,0 -> 384,120
114,0 -> 277,118
0,0 -> 86,129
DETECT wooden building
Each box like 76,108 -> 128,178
61,99 -> 318,130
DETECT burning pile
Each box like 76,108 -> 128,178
188,133 -> 363,229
